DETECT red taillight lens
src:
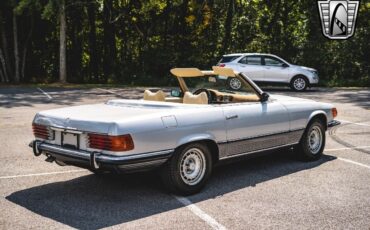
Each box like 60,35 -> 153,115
332,108 -> 338,118
88,134 -> 134,151
218,63 -> 225,67
32,124 -> 51,139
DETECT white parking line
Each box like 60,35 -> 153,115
338,157 -> 370,170
174,195 -> 227,230
37,87 -> 53,100
338,119 -> 370,127
0,169 -> 87,179
97,88 -> 122,97
325,146 -> 370,152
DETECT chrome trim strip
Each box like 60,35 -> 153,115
219,142 -> 298,160
39,143 -> 90,159
218,128 -> 305,144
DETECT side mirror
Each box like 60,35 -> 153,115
171,89 -> 181,97
282,63 -> 289,68
261,92 -> 269,102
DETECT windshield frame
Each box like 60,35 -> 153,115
175,73 -> 264,102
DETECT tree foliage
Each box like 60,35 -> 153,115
0,0 -> 369,86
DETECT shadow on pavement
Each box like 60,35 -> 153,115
6,151 -> 335,229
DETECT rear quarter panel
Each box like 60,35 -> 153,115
112,106 -> 226,155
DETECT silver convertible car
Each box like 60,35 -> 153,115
30,67 -> 338,195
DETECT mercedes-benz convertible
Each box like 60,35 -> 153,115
30,67 -> 339,195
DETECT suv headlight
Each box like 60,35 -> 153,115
309,70 -> 318,79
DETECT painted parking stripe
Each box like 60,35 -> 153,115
0,169 -> 87,179
325,146 -> 370,152
97,88 -> 123,97
37,87 -> 53,100
338,157 -> 370,169
338,119 -> 370,127
174,196 -> 227,230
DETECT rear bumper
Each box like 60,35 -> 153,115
30,140 -> 173,172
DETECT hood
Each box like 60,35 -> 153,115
270,94 -> 333,111
292,64 -> 316,72
270,94 -> 315,102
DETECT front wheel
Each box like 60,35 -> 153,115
290,76 -> 308,91
161,143 -> 212,195
295,119 -> 326,161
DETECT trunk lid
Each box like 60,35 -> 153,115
34,99 -> 182,134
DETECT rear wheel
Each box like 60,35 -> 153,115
295,119 -> 325,161
161,143 -> 212,195
290,75 -> 308,91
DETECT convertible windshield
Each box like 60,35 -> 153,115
182,75 -> 256,95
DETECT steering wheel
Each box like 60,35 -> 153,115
193,88 -> 212,104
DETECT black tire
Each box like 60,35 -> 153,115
161,143 -> 212,195
227,77 -> 242,90
290,75 -> 308,91
295,119 -> 326,161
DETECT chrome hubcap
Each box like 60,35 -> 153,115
180,148 -> 206,185
229,78 -> 242,90
308,126 -> 323,154
293,78 -> 306,90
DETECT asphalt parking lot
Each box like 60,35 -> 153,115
0,86 -> 369,229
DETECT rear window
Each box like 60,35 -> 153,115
219,55 -> 241,63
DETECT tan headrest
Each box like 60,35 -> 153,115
183,92 -> 208,104
143,90 -> 166,101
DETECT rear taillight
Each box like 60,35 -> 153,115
32,124 -> 54,140
218,63 -> 225,67
88,133 -> 134,151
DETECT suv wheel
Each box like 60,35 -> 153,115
227,77 -> 242,90
290,76 -> 308,91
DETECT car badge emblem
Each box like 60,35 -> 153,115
317,0 -> 359,39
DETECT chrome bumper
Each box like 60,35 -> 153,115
30,140 -> 173,172
328,120 -> 341,127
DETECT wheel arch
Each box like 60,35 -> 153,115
175,136 -> 220,165
307,111 -> 328,130
290,74 -> 309,84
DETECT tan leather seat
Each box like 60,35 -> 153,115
143,90 -> 166,101
183,92 -> 208,104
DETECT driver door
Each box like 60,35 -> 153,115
221,99 -> 290,157
262,56 -> 291,82
236,56 -> 264,82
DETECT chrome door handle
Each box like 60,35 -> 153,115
226,115 -> 238,120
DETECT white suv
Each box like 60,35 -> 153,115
218,53 -> 319,91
